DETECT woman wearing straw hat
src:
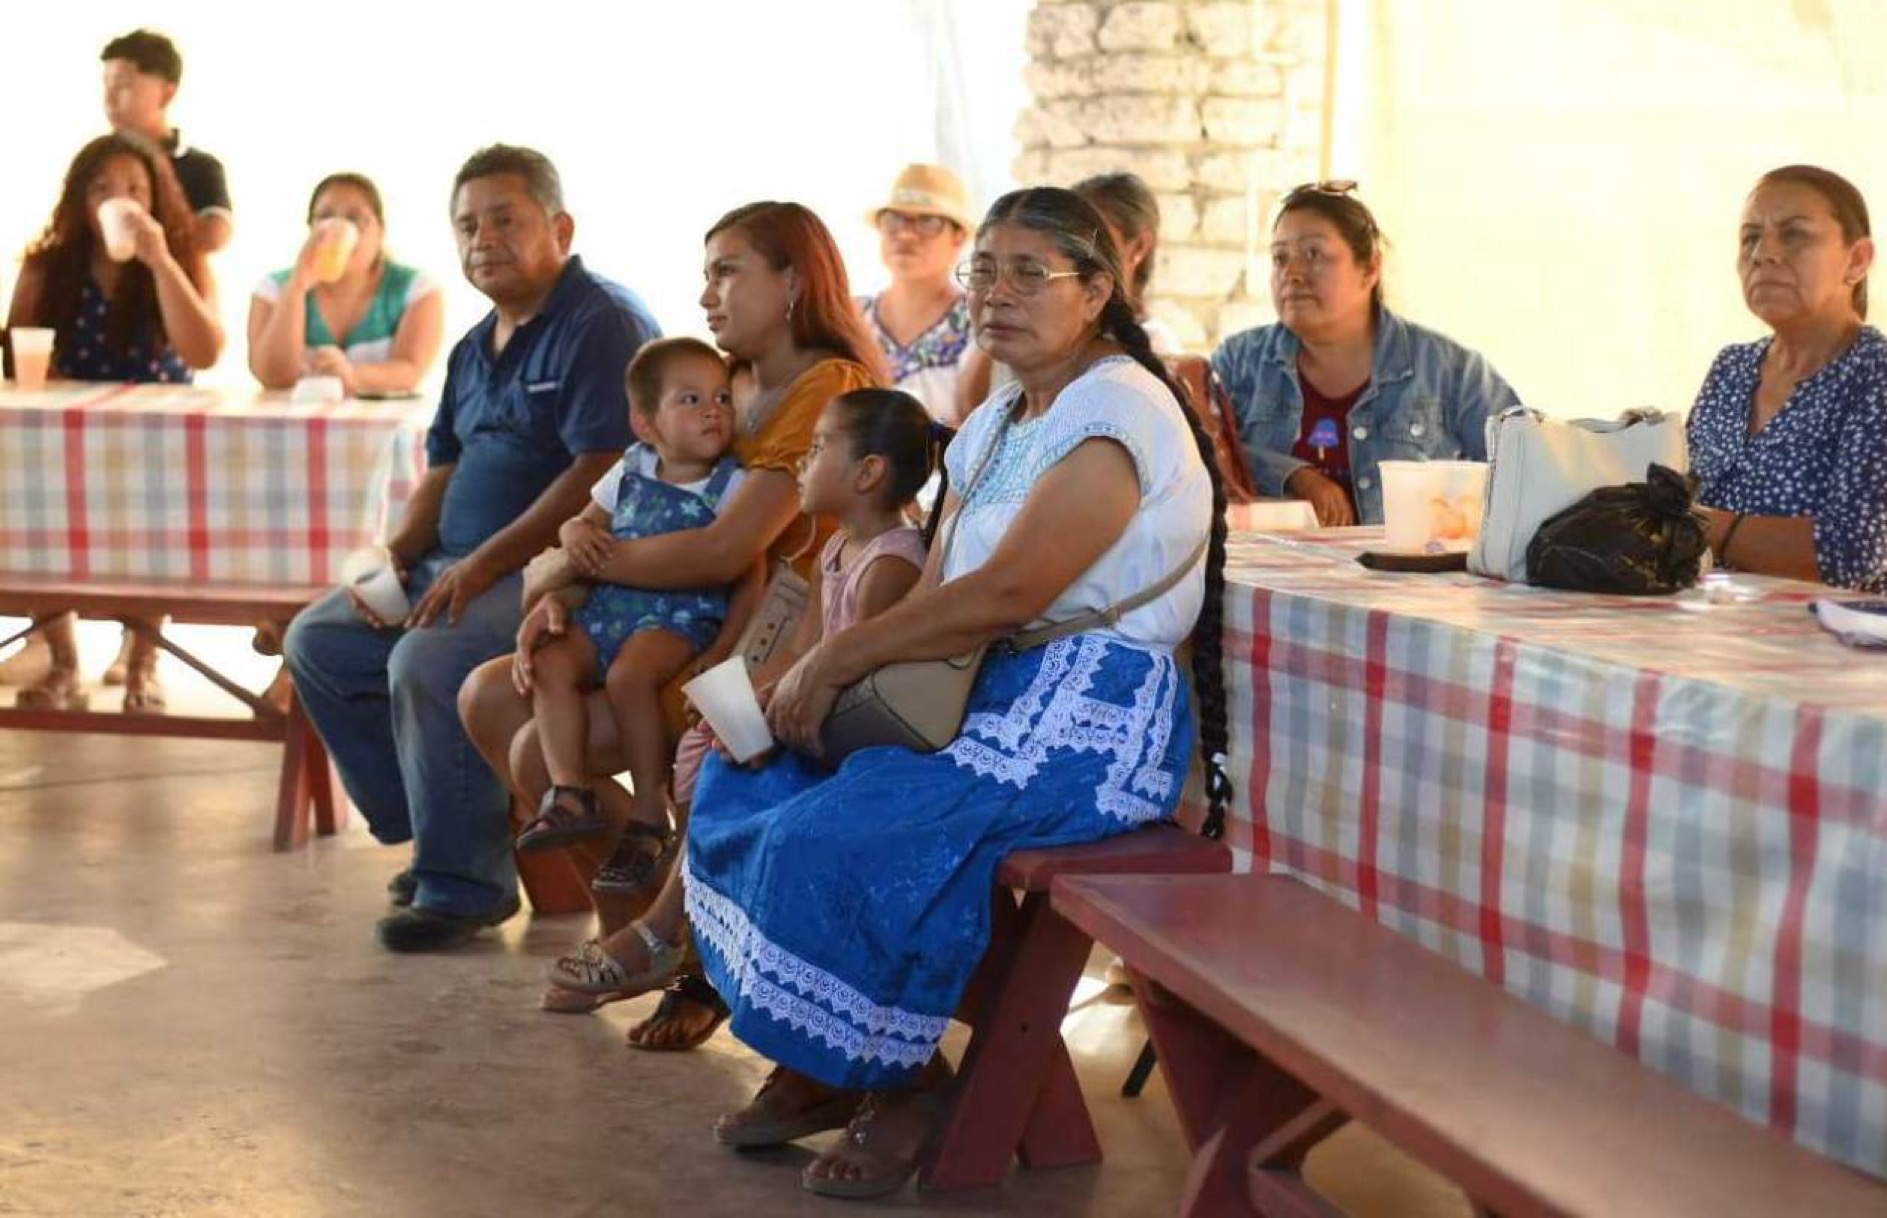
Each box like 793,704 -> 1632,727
856,164 -> 973,423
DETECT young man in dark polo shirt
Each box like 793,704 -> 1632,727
100,29 -> 233,253
285,145 -> 662,951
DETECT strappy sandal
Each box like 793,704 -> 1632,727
15,667 -> 88,711
800,1088 -> 945,1199
515,784 -> 612,853
544,920 -> 679,996
589,818 -> 679,897
626,975 -> 729,1052
714,1068 -> 860,1149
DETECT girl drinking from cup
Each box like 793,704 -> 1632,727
248,172 -> 445,396
0,131 -> 223,711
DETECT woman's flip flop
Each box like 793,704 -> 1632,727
626,976 -> 729,1052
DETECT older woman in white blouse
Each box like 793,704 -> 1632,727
557,186 -> 1237,1201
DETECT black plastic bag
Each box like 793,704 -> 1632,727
1525,464 -> 1709,594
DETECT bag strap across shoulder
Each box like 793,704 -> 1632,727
1008,534 -> 1208,652
949,385 -> 1209,654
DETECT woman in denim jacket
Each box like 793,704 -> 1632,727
1211,183 -> 1519,525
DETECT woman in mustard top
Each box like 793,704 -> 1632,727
459,200 -> 886,1047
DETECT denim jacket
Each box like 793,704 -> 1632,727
1210,306 -> 1520,523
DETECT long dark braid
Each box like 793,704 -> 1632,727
920,421 -> 956,550
978,186 -> 1234,838
1099,297 -> 1234,839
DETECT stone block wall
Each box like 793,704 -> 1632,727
1013,0 -> 1329,350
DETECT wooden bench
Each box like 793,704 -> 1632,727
1052,872 -> 1887,1217
922,822 -> 1231,1191
0,576 -> 337,851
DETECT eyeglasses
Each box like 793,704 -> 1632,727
954,258 -> 1084,296
878,211 -> 951,238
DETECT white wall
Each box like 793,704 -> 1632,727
0,0 -> 1031,388
1329,0 -> 1887,417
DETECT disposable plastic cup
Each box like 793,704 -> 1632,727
292,375 -> 346,405
310,218 -> 359,283
1380,460 -> 1489,554
350,561 -> 409,623
1230,499 -> 1319,532
98,198 -> 143,262
9,328 -> 54,391
682,657 -> 773,762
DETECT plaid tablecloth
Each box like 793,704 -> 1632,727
0,383 -> 429,583
1222,528 -> 1887,1179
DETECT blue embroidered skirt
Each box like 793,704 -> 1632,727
684,633 -> 1195,1090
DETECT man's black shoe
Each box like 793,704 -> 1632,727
386,868 -> 417,907
376,892 -> 521,953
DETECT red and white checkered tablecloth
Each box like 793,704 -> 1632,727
1221,528 -> 1887,1180
0,382 -> 429,583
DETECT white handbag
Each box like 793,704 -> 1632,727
1469,407 -> 1688,581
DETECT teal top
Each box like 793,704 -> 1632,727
253,259 -> 437,364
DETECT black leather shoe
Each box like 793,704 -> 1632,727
386,868 -> 417,907
376,892 -> 521,953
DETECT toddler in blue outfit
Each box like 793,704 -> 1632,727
516,337 -> 747,868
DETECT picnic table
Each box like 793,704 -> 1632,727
0,381 -> 429,847
1216,526 -> 1887,1181
0,381 -> 426,582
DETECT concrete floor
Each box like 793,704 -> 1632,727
0,625 -> 1471,1218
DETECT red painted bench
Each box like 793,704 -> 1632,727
922,822 -> 1231,1191
1052,873 -> 1887,1217
0,577 -> 337,851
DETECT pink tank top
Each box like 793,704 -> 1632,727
819,526 -> 929,639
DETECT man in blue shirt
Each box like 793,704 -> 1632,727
285,145 -> 660,951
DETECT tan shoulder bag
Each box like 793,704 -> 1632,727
817,403 -> 1206,765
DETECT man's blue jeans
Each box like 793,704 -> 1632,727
283,553 -> 521,917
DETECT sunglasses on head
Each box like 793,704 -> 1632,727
1283,179 -> 1360,205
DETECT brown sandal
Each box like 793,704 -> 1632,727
515,785 -> 611,853
589,818 -> 679,896
800,1088 -> 945,1199
714,1067 -> 859,1149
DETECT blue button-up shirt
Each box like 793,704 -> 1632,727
1688,326 -> 1887,592
425,255 -> 661,557
1211,306 -> 1520,523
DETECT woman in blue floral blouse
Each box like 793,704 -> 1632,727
1688,165 -> 1884,592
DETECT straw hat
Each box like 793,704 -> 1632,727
867,164 -> 974,233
